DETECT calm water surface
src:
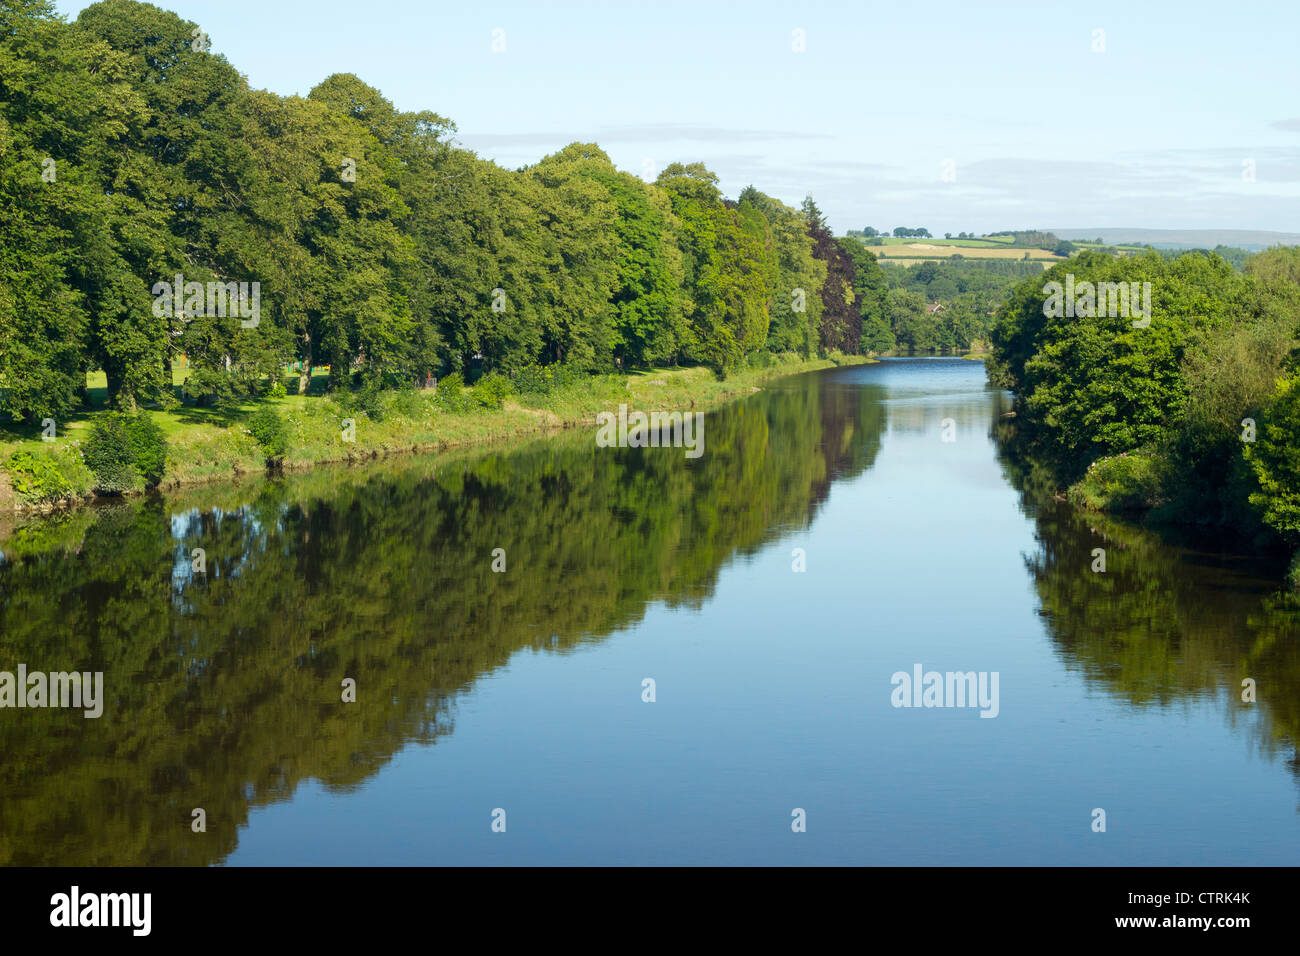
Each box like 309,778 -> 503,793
2,358 -> 1298,865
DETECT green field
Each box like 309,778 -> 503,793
870,243 -> 1062,262
859,233 -> 1151,265
872,236 -> 1014,248
861,235 -> 1149,260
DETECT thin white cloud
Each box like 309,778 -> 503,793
459,123 -> 835,149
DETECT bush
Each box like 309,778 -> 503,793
433,372 -> 469,413
1287,551 -> 1300,592
6,450 -> 78,504
1067,450 -> 1163,514
511,364 -> 583,396
79,412 -> 168,494
330,384 -> 386,422
126,414 -> 167,486
247,405 -> 289,460
181,366 -> 242,407
1245,377 -> 1300,541
337,381 -> 387,422
473,372 -> 511,410
387,386 -> 426,419
83,414 -> 141,494
359,386 -> 386,421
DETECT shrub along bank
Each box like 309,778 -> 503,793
0,354 -> 869,511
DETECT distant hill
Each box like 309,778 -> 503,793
1051,228 -> 1300,252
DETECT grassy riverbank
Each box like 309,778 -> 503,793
0,353 -> 871,511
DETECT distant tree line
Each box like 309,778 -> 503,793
877,259 -> 1031,352
834,243 -> 1041,353
986,230 -> 1062,250
1142,244 -> 1252,270
846,226 -> 937,240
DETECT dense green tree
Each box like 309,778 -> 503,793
586,166 -> 687,367
75,0 -> 256,405
887,289 -> 930,351
0,0 -> 127,420
1013,252 -> 1248,471
1247,378 -> 1300,540
523,144 -> 621,368
987,248 -> 1294,540
738,186 -> 824,356
657,163 -> 769,374
842,239 -> 892,353
803,197 -> 858,353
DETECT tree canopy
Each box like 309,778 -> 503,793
0,0 -> 876,419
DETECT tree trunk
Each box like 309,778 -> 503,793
104,364 -> 120,407
297,331 -> 312,395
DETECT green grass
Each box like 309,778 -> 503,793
83,360 -> 191,408
1,354 -> 873,509
1067,450 -> 1164,514
872,245 -> 1062,261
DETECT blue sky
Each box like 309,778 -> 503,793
55,0 -> 1300,235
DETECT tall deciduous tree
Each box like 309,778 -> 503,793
803,196 -> 859,353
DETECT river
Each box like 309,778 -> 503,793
1,357 -> 1297,865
